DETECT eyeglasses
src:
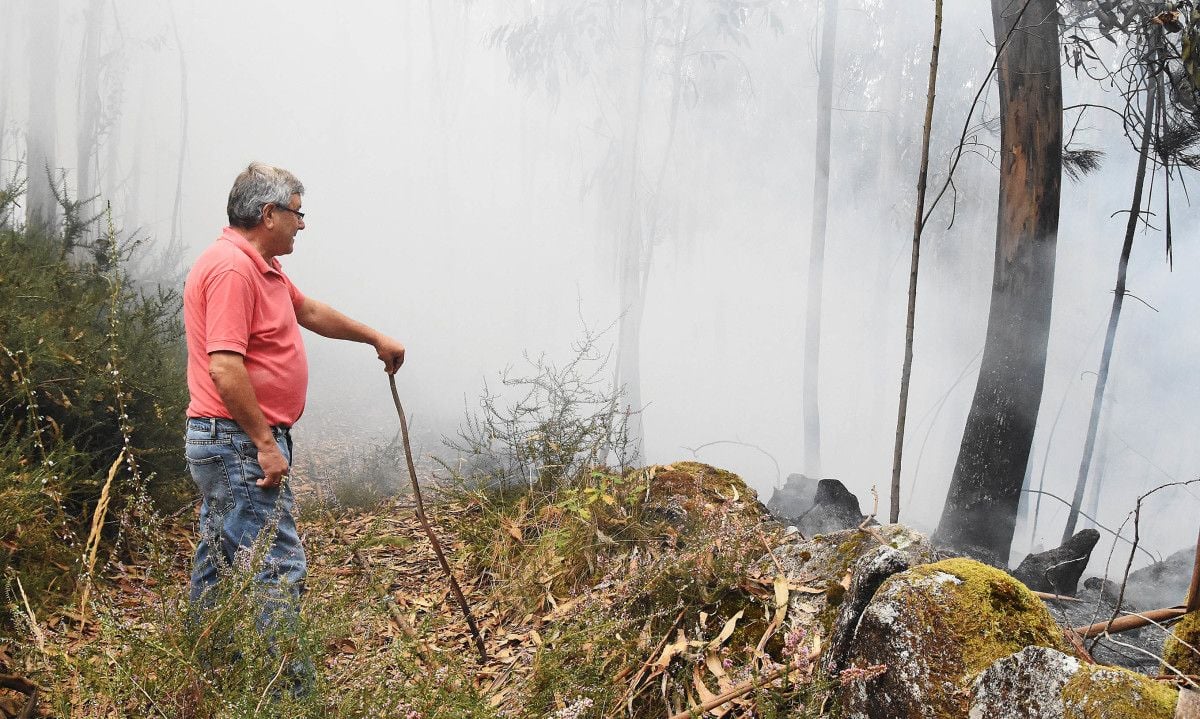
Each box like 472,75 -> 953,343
271,203 -> 305,220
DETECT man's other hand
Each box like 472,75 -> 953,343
257,443 -> 289,488
375,336 -> 406,374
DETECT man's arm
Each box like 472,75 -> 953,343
208,351 -> 289,488
294,298 -> 406,373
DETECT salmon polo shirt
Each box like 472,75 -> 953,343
183,227 -> 309,427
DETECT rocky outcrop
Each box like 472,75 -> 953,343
840,558 -> 1066,719
765,472 -> 820,520
1011,529 -> 1100,596
824,545 -> 915,674
795,479 -> 866,536
1127,545 -> 1195,610
765,524 -> 937,660
969,646 -> 1177,718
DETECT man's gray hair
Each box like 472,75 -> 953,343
226,162 -> 305,229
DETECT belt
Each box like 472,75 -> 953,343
187,417 -> 291,437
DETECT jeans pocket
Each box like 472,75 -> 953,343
186,451 -> 234,517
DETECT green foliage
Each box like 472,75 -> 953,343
0,184 -> 188,614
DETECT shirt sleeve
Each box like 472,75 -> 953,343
204,269 -> 255,355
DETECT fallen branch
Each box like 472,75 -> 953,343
0,674 -> 40,695
17,688 -> 37,719
666,648 -> 822,719
1062,628 -> 1096,664
1073,606 -> 1187,638
1033,591 -> 1084,603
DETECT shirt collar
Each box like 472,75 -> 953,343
220,226 -> 282,275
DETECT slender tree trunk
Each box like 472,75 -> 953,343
75,0 -> 104,209
615,2 -> 651,462
803,0 -> 839,477
890,0 -> 942,524
1062,38 -> 1160,542
164,3 -> 189,277
934,0 -> 1062,564
0,7 -> 16,171
26,0 -> 60,233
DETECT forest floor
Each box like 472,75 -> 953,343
4,488 -> 551,717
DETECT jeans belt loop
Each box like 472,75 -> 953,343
208,417 -> 217,438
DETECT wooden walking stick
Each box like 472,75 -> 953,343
389,374 -> 488,662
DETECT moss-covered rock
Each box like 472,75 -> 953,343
1062,665 -> 1177,718
1164,610 -> 1200,677
841,558 -> 1067,719
969,646 -> 1178,719
642,461 -> 767,532
760,524 -> 937,687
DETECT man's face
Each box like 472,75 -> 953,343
264,193 -> 305,256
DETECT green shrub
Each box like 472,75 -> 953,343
0,185 -> 188,615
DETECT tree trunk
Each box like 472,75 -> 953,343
26,0 -> 60,233
934,0 -> 1062,564
890,0 -> 942,523
803,0 -> 838,477
614,2 -> 651,462
75,0 -> 104,209
1062,35 -> 1160,542
0,11 -> 14,168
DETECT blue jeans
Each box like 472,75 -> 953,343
185,417 -> 306,616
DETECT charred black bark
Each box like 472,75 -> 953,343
934,0 -> 1062,564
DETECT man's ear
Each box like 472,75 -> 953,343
261,204 -> 276,229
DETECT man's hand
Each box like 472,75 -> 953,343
256,442 -> 289,488
374,336 -> 406,374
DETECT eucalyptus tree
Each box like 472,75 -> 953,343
75,0 -> 105,211
801,0 -> 838,476
1057,1 -> 1200,542
489,0 -> 785,458
26,0 -> 60,234
934,0 -> 1064,563
0,13 -> 13,167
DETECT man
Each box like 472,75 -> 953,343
183,162 -> 405,615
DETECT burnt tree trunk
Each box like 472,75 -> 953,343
934,0 -> 1062,564
1062,31 -> 1160,543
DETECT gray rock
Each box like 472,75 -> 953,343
969,646 -> 1079,719
1127,545 -> 1195,610
796,478 -> 865,536
1011,529 -> 1100,596
765,473 -> 820,522
824,545 -> 914,675
763,524 -> 936,663
969,646 -> 1178,718
840,558 -> 1064,719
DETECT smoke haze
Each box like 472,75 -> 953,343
3,0 -> 1198,571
